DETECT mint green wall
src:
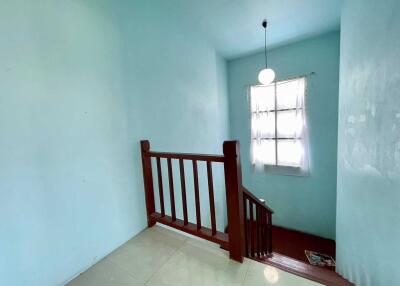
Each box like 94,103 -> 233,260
336,1 -> 400,285
117,0 -> 229,239
0,1 -> 228,285
227,32 -> 340,239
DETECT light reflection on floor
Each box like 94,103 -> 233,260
264,266 -> 280,283
67,225 -> 323,286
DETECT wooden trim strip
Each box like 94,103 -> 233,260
150,213 -> 229,249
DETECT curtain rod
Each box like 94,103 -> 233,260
245,71 -> 316,88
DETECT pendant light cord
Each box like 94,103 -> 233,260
264,21 -> 268,68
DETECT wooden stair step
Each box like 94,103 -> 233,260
255,252 -> 353,286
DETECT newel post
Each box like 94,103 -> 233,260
223,141 -> 245,262
140,140 -> 156,227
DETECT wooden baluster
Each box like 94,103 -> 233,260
261,209 -> 266,256
267,212 -> 272,255
265,212 -> 269,255
223,141 -> 246,262
179,159 -> 188,225
243,197 -> 249,257
206,161 -> 217,235
192,160 -> 201,230
264,210 -> 268,255
167,158 -> 176,221
264,211 -> 268,255
140,140 -> 156,227
259,209 -> 263,256
156,157 -> 165,217
249,202 -> 254,257
256,206 -> 261,257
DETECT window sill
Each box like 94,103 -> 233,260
252,164 -> 310,177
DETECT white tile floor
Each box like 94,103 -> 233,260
67,225 -> 323,286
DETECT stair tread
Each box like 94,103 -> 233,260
255,252 -> 353,286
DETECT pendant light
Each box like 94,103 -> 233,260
258,20 -> 275,85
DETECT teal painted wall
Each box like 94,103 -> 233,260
336,1 -> 400,285
0,1 -> 229,285
227,32 -> 340,239
117,0 -> 230,240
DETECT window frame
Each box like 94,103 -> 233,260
249,76 -> 308,171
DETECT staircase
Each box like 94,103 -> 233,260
259,253 -> 354,286
140,140 -> 267,262
140,139 -> 352,286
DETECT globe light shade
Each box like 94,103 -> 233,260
258,68 -> 275,85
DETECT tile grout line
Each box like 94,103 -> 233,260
144,236 -> 190,285
240,259 -> 252,286
104,227 -> 185,285
104,255 -> 143,283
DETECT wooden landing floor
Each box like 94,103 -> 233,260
254,226 -> 353,286
272,225 -> 336,265
257,253 -> 354,286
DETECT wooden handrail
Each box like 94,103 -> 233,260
147,151 -> 225,162
243,186 -> 273,258
243,187 -> 274,214
140,140 -> 246,263
140,140 -> 272,263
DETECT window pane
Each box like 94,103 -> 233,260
252,139 -> 276,165
251,112 -> 275,138
250,85 -> 275,112
276,78 -> 305,110
277,110 -> 303,138
277,140 -> 303,167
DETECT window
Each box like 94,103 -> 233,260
250,77 -> 309,171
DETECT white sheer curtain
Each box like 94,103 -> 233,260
250,77 -> 309,174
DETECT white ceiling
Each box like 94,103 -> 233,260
164,0 -> 342,59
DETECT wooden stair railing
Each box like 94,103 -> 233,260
243,186 -> 274,258
140,140 -> 272,263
